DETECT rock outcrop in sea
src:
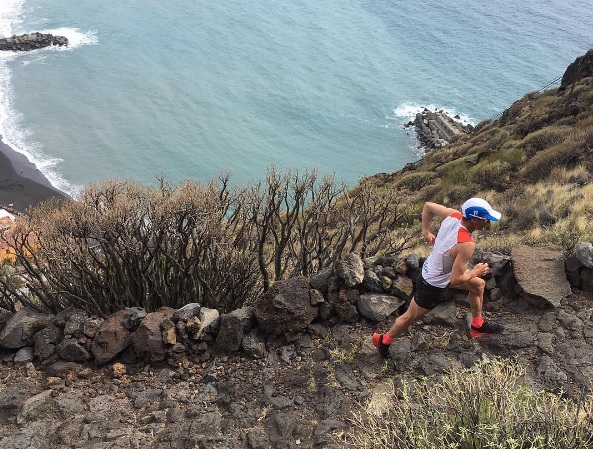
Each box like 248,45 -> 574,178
0,33 -> 68,52
405,108 -> 474,151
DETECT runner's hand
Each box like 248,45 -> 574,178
472,262 -> 489,277
423,231 -> 436,245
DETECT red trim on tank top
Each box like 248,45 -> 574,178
457,227 -> 473,243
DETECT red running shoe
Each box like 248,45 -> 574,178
372,333 -> 391,359
470,321 -> 504,338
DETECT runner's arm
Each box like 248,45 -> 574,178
450,241 -> 488,286
422,202 -> 458,244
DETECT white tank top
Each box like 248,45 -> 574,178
421,212 -> 473,288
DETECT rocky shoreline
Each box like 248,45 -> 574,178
405,108 -> 474,151
0,33 -> 68,52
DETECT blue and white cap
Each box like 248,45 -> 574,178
461,197 -> 501,222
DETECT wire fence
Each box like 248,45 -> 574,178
488,74 -> 563,122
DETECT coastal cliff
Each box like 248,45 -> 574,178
1,49 -> 593,448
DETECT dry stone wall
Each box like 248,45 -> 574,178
1,242 -> 588,367
2,243 -> 593,448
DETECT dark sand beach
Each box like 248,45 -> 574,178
0,136 -> 67,212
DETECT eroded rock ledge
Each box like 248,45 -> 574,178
0,33 -> 68,52
405,108 -> 474,151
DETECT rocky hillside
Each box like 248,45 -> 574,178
371,49 -> 593,256
1,50 -> 593,448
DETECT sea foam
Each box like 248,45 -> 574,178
394,102 -> 475,127
0,0 -> 24,39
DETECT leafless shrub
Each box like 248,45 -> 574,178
0,179 -> 260,315
0,170 -> 416,315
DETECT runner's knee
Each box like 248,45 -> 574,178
471,277 -> 485,294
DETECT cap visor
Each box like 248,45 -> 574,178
487,210 -> 501,221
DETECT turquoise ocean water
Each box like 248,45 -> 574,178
0,0 -> 591,196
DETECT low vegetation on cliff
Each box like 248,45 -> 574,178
372,71 -> 593,256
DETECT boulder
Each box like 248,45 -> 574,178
161,319 -> 176,345
405,253 -> 421,271
122,307 -> 147,331
33,323 -> 63,361
309,267 -> 334,295
0,308 -> 53,349
241,329 -> 267,359
90,309 -> 134,364
335,289 -> 360,322
335,301 -> 359,323
559,49 -> 593,91
192,307 -> 220,340
63,310 -> 89,337
215,307 -> 255,353
254,276 -> 319,335
17,390 -> 55,425
564,254 -> 582,273
335,253 -> 364,287
56,338 -> 91,362
575,241 -> 593,268
173,303 -> 201,323
310,289 -> 325,306
14,347 -> 35,363
512,245 -> 571,307
356,293 -> 404,321
422,300 -> 457,327
390,275 -> 414,300
581,268 -> 593,292
0,33 -> 69,52
131,307 -> 175,362
0,312 -> 13,335
363,269 -> 384,292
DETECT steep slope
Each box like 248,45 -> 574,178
369,49 -> 593,255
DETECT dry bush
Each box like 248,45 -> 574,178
493,145 -> 525,169
469,160 -> 512,191
344,358 -> 593,449
520,140 -> 581,182
333,179 -> 419,260
548,165 -> 591,185
0,170 -> 417,315
473,119 -> 492,132
436,156 -> 475,185
395,171 -> 438,191
583,89 -> 593,105
0,262 -> 24,312
0,179 -> 261,315
521,126 -> 569,154
499,97 -> 530,126
440,184 -> 476,206
447,133 -> 466,145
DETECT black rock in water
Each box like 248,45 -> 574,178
0,32 -> 68,52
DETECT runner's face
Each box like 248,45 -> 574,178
475,218 -> 490,230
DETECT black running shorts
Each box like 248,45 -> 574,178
414,274 -> 448,310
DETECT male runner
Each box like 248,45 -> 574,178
372,197 -> 504,358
